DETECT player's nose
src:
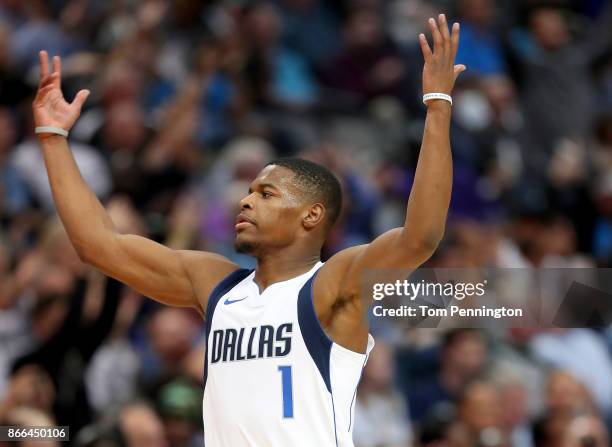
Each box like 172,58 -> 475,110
239,193 -> 254,210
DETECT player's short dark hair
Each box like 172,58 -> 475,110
266,157 -> 342,230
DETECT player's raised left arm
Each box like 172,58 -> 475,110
396,15 -> 465,263
316,15 -> 465,307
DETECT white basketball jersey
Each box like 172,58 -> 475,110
203,262 -> 375,446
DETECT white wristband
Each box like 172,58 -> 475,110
423,93 -> 452,106
35,126 -> 69,138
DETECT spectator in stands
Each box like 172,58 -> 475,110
277,0 -> 341,69
0,405 -> 59,447
514,5 -> 612,168
241,1 -> 319,109
455,381 -> 507,446
0,0 -> 610,443
494,372 -> 534,447
560,414 -> 610,447
455,0 -> 508,77
140,308 -> 201,384
154,378 -> 203,447
0,364 -> 55,421
407,329 -> 488,422
353,340 -> 412,447
530,330 -> 612,416
322,6 -> 406,103
0,107 -> 29,218
119,401 -> 168,447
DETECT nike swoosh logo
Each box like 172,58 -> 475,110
224,296 -> 247,305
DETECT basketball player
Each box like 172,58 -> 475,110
33,14 -> 464,447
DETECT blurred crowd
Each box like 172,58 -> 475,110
0,0 -> 611,446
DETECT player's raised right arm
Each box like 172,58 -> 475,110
33,51 -> 237,312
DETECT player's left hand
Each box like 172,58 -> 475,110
419,14 -> 465,97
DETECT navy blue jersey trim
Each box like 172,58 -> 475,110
297,269 -> 333,393
203,268 -> 253,388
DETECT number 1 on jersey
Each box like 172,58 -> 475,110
278,365 -> 293,418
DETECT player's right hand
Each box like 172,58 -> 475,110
32,50 -> 90,138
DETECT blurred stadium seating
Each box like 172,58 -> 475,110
1,0 -> 611,446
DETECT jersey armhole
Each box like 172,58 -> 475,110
297,269 -> 334,392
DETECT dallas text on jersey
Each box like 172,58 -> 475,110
210,323 -> 293,363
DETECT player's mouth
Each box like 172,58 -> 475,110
235,214 -> 256,230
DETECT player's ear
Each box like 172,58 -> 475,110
303,203 -> 325,230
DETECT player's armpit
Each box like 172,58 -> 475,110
312,229 -> 434,352
83,233 -> 238,314
310,244 -> 368,352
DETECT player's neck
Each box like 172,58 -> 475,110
253,250 -> 320,293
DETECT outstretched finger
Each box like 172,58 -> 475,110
418,33 -> 432,62
70,89 -> 90,112
438,14 -> 450,52
451,22 -> 460,59
52,55 -> 61,89
39,51 -> 49,85
39,72 -> 59,89
453,64 -> 467,81
428,17 -> 443,54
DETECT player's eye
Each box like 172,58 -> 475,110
261,191 -> 271,199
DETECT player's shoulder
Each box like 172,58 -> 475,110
177,250 -> 241,310
312,244 -> 368,307
178,250 -> 240,280
178,250 -> 238,269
